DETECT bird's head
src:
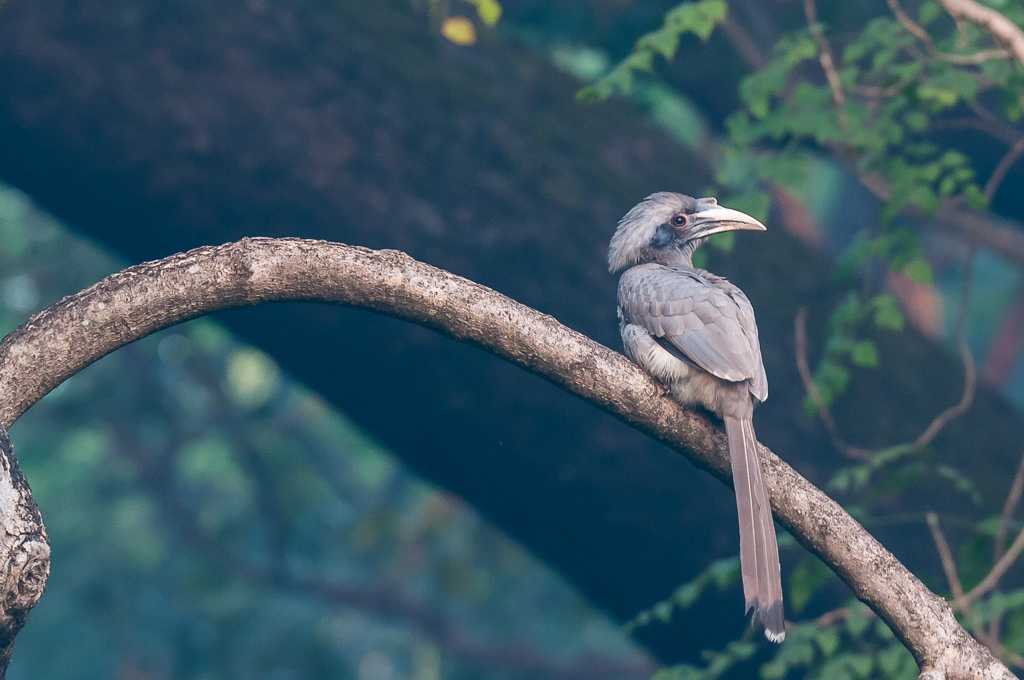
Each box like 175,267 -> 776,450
607,192 -> 766,273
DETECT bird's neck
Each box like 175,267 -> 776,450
656,238 -> 704,268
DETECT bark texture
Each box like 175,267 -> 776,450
0,431 -> 49,678
0,237 -> 1012,679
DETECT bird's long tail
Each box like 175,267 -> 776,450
724,415 -> 785,642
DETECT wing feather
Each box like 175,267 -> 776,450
619,264 -> 767,400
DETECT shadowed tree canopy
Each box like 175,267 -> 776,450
0,0 -> 1021,667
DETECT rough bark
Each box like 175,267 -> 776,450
2,0 -> 1024,666
0,431 -> 49,679
0,237 -> 1012,679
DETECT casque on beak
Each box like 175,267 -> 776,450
689,205 -> 767,239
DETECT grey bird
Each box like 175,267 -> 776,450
608,192 -> 784,642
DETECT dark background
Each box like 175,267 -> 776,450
0,1 -> 1022,678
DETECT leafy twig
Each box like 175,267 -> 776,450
955,520 -> 1024,610
794,308 -> 872,460
803,0 -> 847,124
795,249 -> 976,459
985,137 -> 1024,202
912,249 -> 977,450
994,452 -> 1024,564
938,0 -> 1024,67
887,0 -> 1010,64
989,451 -> 1024,648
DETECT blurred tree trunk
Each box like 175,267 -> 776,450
0,0 -> 1020,666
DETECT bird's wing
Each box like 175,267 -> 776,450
619,265 -> 766,397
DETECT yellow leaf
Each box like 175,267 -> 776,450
469,0 -> 502,26
441,16 -> 476,45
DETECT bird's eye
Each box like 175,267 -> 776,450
672,214 -> 686,226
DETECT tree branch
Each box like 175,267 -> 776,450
803,0 -> 847,123
0,430 -> 48,678
938,0 -> 1024,67
0,237 -> 1013,679
985,137 -> 1024,202
888,0 -> 1011,64
927,513 -> 967,603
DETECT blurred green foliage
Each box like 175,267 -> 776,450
0,185 -> 647,679
571,0 -> 1024,676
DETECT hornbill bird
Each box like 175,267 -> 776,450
608,192 -> 784,642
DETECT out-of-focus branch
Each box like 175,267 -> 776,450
955,521 -> 1024,611
913,250 -> 977,449
803,0 -> 846,120
985,138 -> 1024,202
926,513 -> 968,603
938,0 -> 1024,66
794,249 -> 976,459
994,453 -> 1024,564
793,308 -> 872,460
728,4 -> 1024,267
888,0 -> 1011,64
989,451 -> 1024,646
888,0 -> 935,46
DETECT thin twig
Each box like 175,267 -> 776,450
942,48 -> 1012,65
927,512 -> 967,603
933,117 -> 1022,146
804,0 -> 847,124
989,451 -> 1024,647
887,0 -> 934,46
814,605 -> 876,628
794,308 -> 872,460
887,0 -> 1010,64
814,607 -> 852,627
796,250 -> 976,459
939,0 -> 1024,67
994,453 -> 1024,563
913,249 -> 977,449
985,138 -> 1024,202
956,522 -> 1024,610
720,15 -> 767,69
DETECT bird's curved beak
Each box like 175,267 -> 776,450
689,205 -> 767,239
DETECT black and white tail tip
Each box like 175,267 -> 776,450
756,601 -> 786,643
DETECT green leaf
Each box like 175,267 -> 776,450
581,0 -> 726,101
900,256 -> 933,284
849,653 -> 874,677
815,627 -> 841,656
467,0 -> 502,26
871,295 -> 905,331
845,611 -> 871,637
665,0 -> 728,41
740,34 -> 817,118
850,340 -> 879,368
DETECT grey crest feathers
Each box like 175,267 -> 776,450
608,192 -> 695,274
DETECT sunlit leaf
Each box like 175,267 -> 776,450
441,16 -> 477,45
467,0 -> 502,26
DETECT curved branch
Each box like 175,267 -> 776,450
938,0 -> 1024,67
0,238 -> 1013,679
0,430 -> 48,677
